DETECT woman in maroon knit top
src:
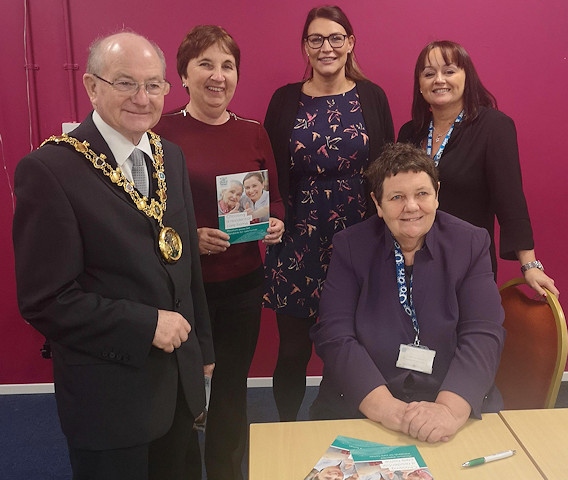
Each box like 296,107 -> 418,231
154,25 -> 284,480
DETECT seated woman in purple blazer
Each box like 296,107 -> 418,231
310,143 -> 505,443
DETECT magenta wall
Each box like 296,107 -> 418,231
1,0 -> 567,384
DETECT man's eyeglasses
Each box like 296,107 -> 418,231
305,34 -> 348,49
93,74 -> 171,96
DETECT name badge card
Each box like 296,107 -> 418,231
396,344 -> 436,374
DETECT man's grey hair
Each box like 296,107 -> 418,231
86,31 -> 167,77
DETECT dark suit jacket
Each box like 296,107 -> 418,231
12,113 -> 214,450
312,212 -> 505,419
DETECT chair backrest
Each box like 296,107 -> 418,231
495,278 -> 567,409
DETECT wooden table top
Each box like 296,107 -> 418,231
249,414 -> 544,479
500,408 -> 568,479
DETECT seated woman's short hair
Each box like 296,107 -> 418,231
365,143 -> 439,203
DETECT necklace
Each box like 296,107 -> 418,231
433,126 -> 451,143
426,110 -> 464,166
41,131 -> 183,263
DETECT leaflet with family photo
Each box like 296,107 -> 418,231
351,444 -> 433,479
304,436 -> 387,480
216,169 -> 270,244
304,436 -> 433,480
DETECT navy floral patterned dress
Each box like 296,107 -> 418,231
264,87 -> 370,318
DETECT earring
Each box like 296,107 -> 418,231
182,83 -> 186,88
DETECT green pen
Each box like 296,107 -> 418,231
462,449 -> 516,467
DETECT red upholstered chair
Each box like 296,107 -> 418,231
495,278 -> 567,409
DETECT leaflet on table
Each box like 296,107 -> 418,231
304,436 -> 387,480
216,169 -> 269,244
351,444 -> 433,479
304,436 -> 433,479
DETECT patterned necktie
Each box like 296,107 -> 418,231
130,148 -> 149,197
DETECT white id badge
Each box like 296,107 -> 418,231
396,344 -> 436,374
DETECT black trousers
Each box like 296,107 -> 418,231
67,384 -> 201,480
204,278 -> 263,480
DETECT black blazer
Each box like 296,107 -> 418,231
397,107 -> 534,272
13,113 -> 214,450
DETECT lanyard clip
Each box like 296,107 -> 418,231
414,335 -> 421,347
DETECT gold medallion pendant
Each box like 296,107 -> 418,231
42,131 -> 183,264
159,226 -> 182,263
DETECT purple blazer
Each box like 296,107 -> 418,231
311,211 -> 505,419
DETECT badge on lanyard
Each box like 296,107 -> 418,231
396,343 -> 436,374
392,239 -> 436,374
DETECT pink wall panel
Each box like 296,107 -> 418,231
1,0 -> 566,383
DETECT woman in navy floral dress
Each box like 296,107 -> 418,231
263,5 -> 394,421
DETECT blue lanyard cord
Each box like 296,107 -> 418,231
426,110 -> 464,166
393,240 -> 420,345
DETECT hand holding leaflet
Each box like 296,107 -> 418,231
216,170 -> 270,244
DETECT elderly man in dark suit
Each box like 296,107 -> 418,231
12,31 -> 214,480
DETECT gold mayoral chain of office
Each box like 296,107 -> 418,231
40,131 -> 183,264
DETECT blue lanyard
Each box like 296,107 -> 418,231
393,239 -> 420,346
426,110 -> 464,166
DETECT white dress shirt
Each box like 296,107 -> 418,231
92,111 -> 153,185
